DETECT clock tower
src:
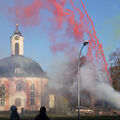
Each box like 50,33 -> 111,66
10,24 -> 24,56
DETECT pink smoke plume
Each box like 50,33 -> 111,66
1,0 -> 111,82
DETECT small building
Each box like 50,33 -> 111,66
0,24 -> 49,112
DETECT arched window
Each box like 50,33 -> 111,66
15,43 -> 19,55
31,84 -> 35,91
16,84 -> 21,91
31,91 -> 35,97
30,84 -> 35,106
0,84 -> 5,106
31,98 -> 35,106
44,85 -> 48,93
1,84 -> 5,91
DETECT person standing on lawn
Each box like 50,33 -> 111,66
10,105 -> 21,120
34,106 -> 49,120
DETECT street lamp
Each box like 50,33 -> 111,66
77,40 -> 89,119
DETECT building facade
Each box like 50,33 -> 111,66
0,24 -> 48,112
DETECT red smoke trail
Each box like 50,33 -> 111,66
80,0 -> 112,83
8,0 -> 42,27
2,0 -> 111,82
50,0 -> 111,83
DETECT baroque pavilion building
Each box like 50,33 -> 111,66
0,24 -> 49,112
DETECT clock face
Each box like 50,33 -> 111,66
15,36 -> 20,40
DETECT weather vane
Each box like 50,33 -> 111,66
16,24 -> 19,30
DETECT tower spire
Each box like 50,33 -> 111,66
13,24 -> 22,36
10,24 -> 24,56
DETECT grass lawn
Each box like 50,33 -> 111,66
0,114 -> 118,120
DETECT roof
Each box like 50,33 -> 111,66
0,55 -> 47,77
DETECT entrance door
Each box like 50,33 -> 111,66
15,98 -> 21,112
15,98 -> 21,107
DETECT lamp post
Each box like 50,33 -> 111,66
77,40 -> 88,119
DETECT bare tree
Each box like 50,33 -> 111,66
109,48 -> 120,91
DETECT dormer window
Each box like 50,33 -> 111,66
15,68 -> 21,73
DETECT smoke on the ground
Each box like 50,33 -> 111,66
49,56 -> 120,109
80,61 -> 120,109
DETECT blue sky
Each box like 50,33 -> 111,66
0,0 -> 120,72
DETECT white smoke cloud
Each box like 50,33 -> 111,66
48,56 -> 120,109
80,62 -> 120,108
